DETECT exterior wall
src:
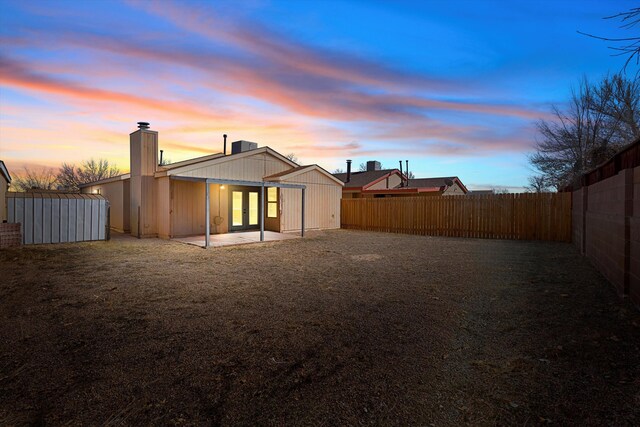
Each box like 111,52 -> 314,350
82,179 -> 130,232
279,170 -> 341,232
442,182 -> 466,196
130,129 -> 158,237
174,152 -> 291,181
585,171 -> 628,295
0,175 -> 7,222
170,181 -> 229,237
367,173 -> 402,190
156,177 -> 171,239
264,187 -> 280,232
574,166 -> 639,308
572,187 -> 585,252
630,166 -> 640,306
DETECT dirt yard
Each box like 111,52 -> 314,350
0,230 -> 638,425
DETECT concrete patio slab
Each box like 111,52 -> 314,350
173,231 -> 299,248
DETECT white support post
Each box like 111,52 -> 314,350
205,182 -> 210,248
260,185 -> 265,242
301,187 -> 305,237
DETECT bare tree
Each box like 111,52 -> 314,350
285,153 -> 301,165
358,163 -> 367,172
11,167 -> 58,191
526,175 -> 550,193
579,8 -> 640,72
57,159 -> 120,192
529,74 -> 639,189
333,168 -> 344,174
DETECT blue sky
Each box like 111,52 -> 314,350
0,0 -> 636,190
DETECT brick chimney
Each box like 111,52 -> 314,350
130,122 -> 157,238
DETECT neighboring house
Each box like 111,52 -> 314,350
333,160 -> 405,198
80,123 -> 343,240
0,160 -> 11,222
333,160 -> 468,197
391,177 -> 468,196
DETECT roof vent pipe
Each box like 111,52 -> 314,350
346,159 -> 352,183
159,150 -> 164,166
137,121 -> 150,130
405,160 -> 409,187
399,160 -> 404,187
223,134 -> 227,155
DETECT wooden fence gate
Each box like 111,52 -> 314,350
341,193 -> 572,242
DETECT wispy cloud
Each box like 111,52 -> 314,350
0,0 -> 553,185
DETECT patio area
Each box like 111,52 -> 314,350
173,230 -> 299,248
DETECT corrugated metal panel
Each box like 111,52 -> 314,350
5,193 -> 109,244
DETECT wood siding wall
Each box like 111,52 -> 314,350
280,170 -> 342,232
175,153 -> 291,181
341,193 -> 572,242
130,130 -> 158,237
0,176 -> 7,222
81,180 -> 130,232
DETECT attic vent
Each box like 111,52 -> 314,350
231,140 -> 258,154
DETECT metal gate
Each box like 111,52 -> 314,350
6,192 -> 109,244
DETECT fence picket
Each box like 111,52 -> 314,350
341,193 -> 572,242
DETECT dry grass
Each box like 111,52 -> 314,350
0,230 -> 639,426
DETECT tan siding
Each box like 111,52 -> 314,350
170,181 -> 229,237
176,152 -> 291,180
156,177 -> 170,238
279,169 -> 341,232
0,176 -> 7,222
130,129 -> 158,237
81,179 -> 130,232
442,182 -> 466,196
367,173 -> 402,190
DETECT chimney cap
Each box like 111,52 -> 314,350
137,121 -> 150,130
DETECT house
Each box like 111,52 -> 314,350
0,160 -> 11,222
333,161 -> 404,199
80,122 -> 343,245
333,159 -> 468,198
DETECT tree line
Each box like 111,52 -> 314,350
11,159 -> 121,192
528,7 -> 640,192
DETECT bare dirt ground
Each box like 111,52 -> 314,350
0,230 -> 639,426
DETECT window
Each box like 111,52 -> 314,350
267,187 -> 278,218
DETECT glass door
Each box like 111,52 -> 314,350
229,187 -> 261,231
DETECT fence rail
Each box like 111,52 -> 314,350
341,193 -> 572,242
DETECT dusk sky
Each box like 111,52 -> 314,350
0,0 -> 635,190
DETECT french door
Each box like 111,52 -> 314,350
229,187 -> 260,231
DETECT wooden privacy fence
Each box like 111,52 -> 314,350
341,193 -> 572,242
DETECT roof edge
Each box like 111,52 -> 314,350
79,173 -> 131,188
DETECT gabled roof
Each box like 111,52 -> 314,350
0,160 -> 11,183
78,173 -> 131,188
156,146 -> 298,177
264,165 -> 344,186
157,153 -> 225,171
333,169 -> 402,189
402,176 -> 468,193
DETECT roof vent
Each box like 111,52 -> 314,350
231,140 -> 258,154
137,121 -> 150,130
366,160 -> 381,171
